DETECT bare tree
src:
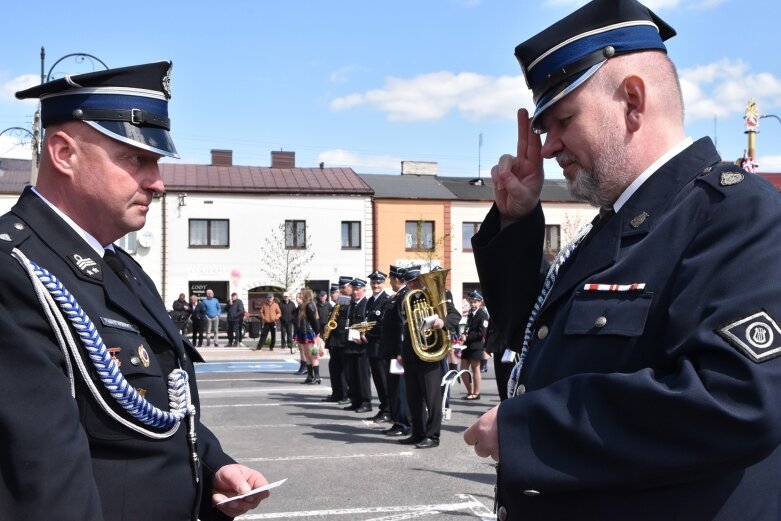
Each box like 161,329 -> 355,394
413,221 -> 452,271
561,212 -> 587,244
259,222 -> 315,293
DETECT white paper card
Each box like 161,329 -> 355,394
215,478 -> 287,506
421,315 -> 439,332
348,329 -> 361,342
501,349 -> 516,364
389,359 -> 405,375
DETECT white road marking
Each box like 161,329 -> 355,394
201,401 -> 330,408
198,386 -> 329,395
237,494 -> 493,520
237,451 -> 414,463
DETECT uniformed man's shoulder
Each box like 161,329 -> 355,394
0,211 -> 31,256
696,162 -> 779,199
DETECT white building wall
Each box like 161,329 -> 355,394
162,192 -> 371,305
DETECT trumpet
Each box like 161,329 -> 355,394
323,304 -> 340,340
348,321 -> 377,333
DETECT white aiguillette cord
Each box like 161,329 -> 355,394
11,247 -> 195,440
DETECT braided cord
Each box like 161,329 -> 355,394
13,248 -> 193,438
507,222 -> 592,398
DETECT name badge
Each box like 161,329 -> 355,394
100,317 -> 140,334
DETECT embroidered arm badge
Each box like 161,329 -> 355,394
717,310 -> 781,362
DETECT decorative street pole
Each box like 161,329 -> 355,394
742,99 -> 760,173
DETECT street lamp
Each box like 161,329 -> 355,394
42,47 -> 109,83
760,114 -> 781,127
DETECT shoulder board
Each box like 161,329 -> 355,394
0,216 -> 31,255
696,162 -> 748,193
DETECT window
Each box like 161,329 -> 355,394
405,220 -> 434,251
341,221 -> 361,249
462,222 -> 481,252
285,220 -> 306,249
543,225 -> 561,263
189,219 -> 229,248
115,231 -> 137,255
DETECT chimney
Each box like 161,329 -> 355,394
211,149 -> 233,166
271,150 -> 295,169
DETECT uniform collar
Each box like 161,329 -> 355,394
613,137 -> 693,212
31,186 -> 107,256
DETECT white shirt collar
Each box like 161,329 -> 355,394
31,187 -> 108,256
613,137 -> 694,212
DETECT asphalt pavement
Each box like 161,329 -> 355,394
194,343 -> 499,520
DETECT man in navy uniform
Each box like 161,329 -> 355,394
0,62 -> 269,520
323,276 -> 353,404
364,270 -> 391,423
463,1 -> 781,519
379,266 -> 412,437
399,266 -> 460,449
343,277 -> 372,413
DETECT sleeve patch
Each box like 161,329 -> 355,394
717,310 -> 781,362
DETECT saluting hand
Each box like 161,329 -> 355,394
491,109 -> 544,225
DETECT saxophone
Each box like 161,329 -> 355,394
323,304 -> 340,340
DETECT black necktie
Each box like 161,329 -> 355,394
103,249 -> 133,291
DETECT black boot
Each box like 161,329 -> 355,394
295,361 -> 307,375
309,365 -> 321,385
302,365 -> 314,384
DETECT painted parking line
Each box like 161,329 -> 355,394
195,360 -> 300,373
237,494 -> 493,520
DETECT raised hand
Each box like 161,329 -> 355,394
491,108 -> 544,224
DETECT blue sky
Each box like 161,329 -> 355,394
2,0 -> 781,178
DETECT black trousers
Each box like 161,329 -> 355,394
279,320 -> 294,348
258,323 -> 276,348
386,366 -> 411,430
191,318 -> 205,346
404,361 -> 443,439
227,319 -> 242,345
327,346 -> 348,400
344,350 -> 372,408
369,355 -> 390,414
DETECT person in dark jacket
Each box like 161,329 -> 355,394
226,292 -> 245,347
458,291 -> 489,400
190,294 -> 207,347
1,61 -> 268,520
464,2 -> 781,519
278,291 -> 297,352
170,293 -> 191,335
364,270 -> 391,423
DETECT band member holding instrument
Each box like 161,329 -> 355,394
398,266 -> 460,449
343,278 -> 372,413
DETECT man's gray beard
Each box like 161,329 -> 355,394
564,135 -> 630,208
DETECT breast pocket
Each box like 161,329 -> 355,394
81,330 -> 168,440
565,291 -> 653,337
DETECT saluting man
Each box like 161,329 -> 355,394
464,1 -> 781,519
0,62 -> 268,520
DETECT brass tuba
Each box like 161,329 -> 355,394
403,268 -> 452,362
323,304 -> 340,340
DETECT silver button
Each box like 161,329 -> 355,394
523,489 -> 541,497
516,384 -> 526,395
13,223 -> 24,230
595,316 -> 607,328
130,355 -> 141,366
537,325 -> 548,339
497,506 -> 507,521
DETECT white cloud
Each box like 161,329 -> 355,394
680,59 -> 781,123
0,135 -> 34,159
0,74 -> 40,104
758,154 -> 781,172
317,149 -> 402,170
329,65 -> 361,84
330,71 -> 530,122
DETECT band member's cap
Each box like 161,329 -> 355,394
468,291 -> 483,301
16,61 -> 179,158
349,278 -> 367,288
368,270 -> 387,282
402,265 -> 422,282
338,276 -> 353,287
514,0 -> 675,133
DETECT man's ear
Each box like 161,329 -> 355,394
622,74 -> 646,134
45,129 -> 79,178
